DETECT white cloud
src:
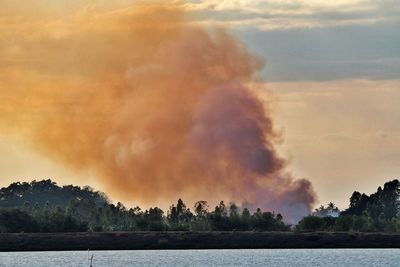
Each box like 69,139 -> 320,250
183,0 -> 400,30
1,0 -> 398,31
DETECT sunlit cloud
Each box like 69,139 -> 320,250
1,1 -> 398,31
182,0 -> 400,30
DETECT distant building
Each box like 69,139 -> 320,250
325,209 -> 340,218
312,203 -> 340,218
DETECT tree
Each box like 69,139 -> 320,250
192,201 -> 210,230
296,216 -> 325,231
0,180 -> 295,233
351,215 -> 368,232
347,191 -> 369,215
194,201 -> 208,218
335,215 -> 353,231
168,199 -> 193,230
209,201 -> 229,230
343,180 -> 400,219
229,203 -> 239,217
0,209 -> 39,233
145,207 -> 166,231
0,179 -> 108,210
241,208 -> 251,230
380,180 -> 400,219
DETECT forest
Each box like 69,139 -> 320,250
0,179 -> 399,233
0,180 -> 288,232
297,179 -> 400,232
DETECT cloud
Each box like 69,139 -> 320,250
1,1 -> 398,31
236,22 -> 400,81
1,1 -> 398,82
183,0 -> 400,30
181,1 -> 400,82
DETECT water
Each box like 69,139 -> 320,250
0,249 -> 399,267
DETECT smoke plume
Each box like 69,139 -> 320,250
0,3 -> 316,222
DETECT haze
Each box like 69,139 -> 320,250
0,0 -> 399,212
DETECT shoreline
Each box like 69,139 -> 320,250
1,231 -> 400,251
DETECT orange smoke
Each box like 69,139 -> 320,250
0,3 -> 316,222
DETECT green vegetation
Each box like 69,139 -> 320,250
0,179 -> 108,208
297,179 -> 400,232
2,179 -> 400,233
0,180 -> 288,233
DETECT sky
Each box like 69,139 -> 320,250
0,0 -> 399,210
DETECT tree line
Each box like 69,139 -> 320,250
297,179 -> 400,232
0,180 -> 288,233
1,179 -> 400,233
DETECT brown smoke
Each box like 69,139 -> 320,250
0,3 -> 316,222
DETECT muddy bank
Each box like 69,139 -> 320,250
1,231 -> 400,251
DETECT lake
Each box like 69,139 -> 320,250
0,249 -> 399,267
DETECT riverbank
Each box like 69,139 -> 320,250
1,231 -> 400,251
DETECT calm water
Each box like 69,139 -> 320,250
0,249 -> 399,267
